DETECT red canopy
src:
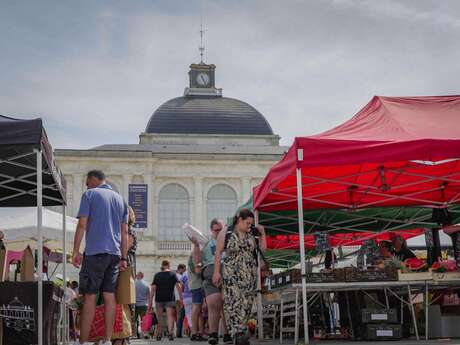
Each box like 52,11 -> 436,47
254,95 -> 460,212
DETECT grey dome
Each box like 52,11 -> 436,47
145,96 -> 274,135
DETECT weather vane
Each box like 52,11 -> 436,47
199,19 -> 205,63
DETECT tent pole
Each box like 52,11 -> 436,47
36,149 -> 43,345
62,205 -> 68,344
255,210 -> 264,340
296,158 -> 309,344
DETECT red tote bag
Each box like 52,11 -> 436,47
141,313 -> 153,333
89,304 -> 123,340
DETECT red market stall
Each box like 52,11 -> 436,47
254,95 -> 460,343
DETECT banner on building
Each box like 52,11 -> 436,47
128,184 -> 148,229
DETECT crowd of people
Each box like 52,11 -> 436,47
134,211 -> 266,345
71,170 -> 266,345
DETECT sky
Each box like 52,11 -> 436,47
1,0 -> 459,149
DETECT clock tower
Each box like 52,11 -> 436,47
184,63 -> 222,97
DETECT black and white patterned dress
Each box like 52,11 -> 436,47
222,231 -> 258,336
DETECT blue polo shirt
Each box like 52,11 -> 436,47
77,183 -> 128,256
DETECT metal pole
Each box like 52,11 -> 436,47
62,205 -> 68,344
384,287 -> 390,309
407,284 -> 419,340
294,288 -> 299,344
36,150 -> 43,345
296,154 -> 310,345
255,210 -> 264,340
425,282 -> 429,340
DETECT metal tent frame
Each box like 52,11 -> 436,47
0,115 -> 67,345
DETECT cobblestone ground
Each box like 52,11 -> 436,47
128,337 -> 460,345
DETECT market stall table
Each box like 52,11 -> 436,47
266,279 -> 460,343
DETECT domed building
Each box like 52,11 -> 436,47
55,62 -> 286,279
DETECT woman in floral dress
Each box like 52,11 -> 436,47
212,209 -> 266,345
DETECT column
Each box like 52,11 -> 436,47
72,174 -> 83,217
193,177 -> 204,231
241,176 -> 251,204
122,174 -> 132,200
145,174 -> 155,239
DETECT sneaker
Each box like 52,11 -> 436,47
196,334 -> 208,341
223,334 -> 233,344
191,334 -> 198,341
208,333 -> 219,345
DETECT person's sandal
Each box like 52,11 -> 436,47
208,333 -> 218,345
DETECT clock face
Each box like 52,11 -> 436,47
196,72 -> 210,87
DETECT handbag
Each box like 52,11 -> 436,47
141,312 -> 153,333
116,266 -> 136,305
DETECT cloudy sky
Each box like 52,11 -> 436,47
1,0 -> 459,149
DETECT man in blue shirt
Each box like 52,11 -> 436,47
72,170 -> 128,345
135,272 -> 151,338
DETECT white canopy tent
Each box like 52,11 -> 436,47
407,230 -> 452,248
1,207 -> 76,246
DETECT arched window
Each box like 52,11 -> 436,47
158,183 -> 190,241
207,184 -> 238,226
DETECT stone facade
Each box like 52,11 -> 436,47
55,133 -> 285,281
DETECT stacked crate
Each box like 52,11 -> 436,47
361,309 -> 402,340
345,266 -> 398,282
267,268 -> 347,290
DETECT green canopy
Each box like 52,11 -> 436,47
236,196 -> 460,267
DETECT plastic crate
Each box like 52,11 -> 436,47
361,309 -> 398,324
366,324 -> 402,340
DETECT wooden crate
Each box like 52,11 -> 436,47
397,270 -> 432,281
262,291 -> 281,303
431,270 -> 460,281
